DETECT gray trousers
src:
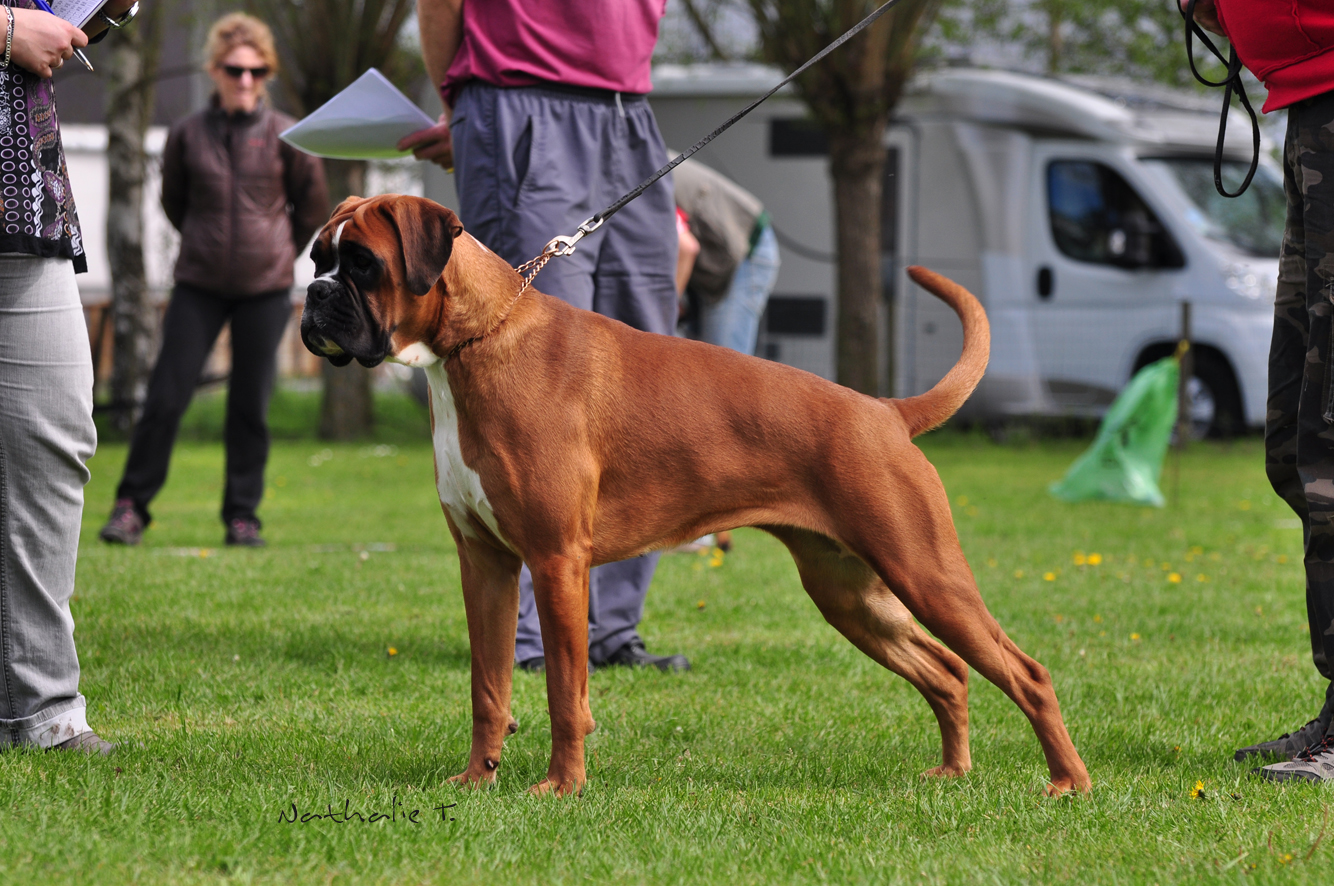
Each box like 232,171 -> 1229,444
451,81 -> 678,663
0,255 -> 96,747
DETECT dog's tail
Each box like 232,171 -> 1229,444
888,266 -> 990,438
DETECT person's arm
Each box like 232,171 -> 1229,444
396,0 -> 464,168
283,144 -> 330,250
8,7 -> 85,77
82,0 -> 138,42
159,125 -> 188,233
1180,0 -> 1226,37
675,210 -> 699,296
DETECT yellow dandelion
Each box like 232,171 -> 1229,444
1277,554 -> 1288,564
1014,570 -> 1025,579
388,647 -> 398,656
1168,572 -> 1182,583
697,600 -> 706,610
1043,572 -> 1056,581
1093,614 -> 1103,623
709,548 -> 725,567
957,495 -> 969,507
1131,633 -> 1141,641
1072,552 -> 1086,566
1190,780 -> 1204,799
1087,553 -> 1102,565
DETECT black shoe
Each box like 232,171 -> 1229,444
1235,702 -> 1331,763
51,730 -> 115,755
517,656 -> 594,674
99,499 -> 144,545
604,638 -> 690,672
225,518 -> 266,547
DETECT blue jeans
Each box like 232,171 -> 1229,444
698,225 -> 780,356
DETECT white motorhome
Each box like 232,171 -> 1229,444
637,65 -> 1284,435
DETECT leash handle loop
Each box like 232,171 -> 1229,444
1181,0 -> 1260,199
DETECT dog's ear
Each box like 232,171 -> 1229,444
381,199 -> 465,296
332,195 -> 367,217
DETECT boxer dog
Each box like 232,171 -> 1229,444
301,195 -> 1091,797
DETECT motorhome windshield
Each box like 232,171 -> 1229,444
1144,159 -> 1284,257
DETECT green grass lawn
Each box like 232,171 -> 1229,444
3,392 -> 1331,884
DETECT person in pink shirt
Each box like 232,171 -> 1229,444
402,0 -> 689,675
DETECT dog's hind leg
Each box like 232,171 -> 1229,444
835,455 -> 1091,794
769,527 -> 972,779
445,523 -> 523,789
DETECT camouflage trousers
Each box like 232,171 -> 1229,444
1265,88 -> 1334,712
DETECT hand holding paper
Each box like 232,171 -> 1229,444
279,69 -> 437,161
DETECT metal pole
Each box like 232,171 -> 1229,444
1176,301 -> 1193,451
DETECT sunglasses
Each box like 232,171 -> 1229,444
221,64 -> 270,80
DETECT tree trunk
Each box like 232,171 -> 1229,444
105,7 -> 165,432
318,158 -> 374,440
829,123 -> 886,396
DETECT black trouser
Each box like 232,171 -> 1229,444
1264,89 -> 1334,714
115,284 -> 290,526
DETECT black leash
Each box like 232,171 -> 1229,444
516,0 -> 909,289
1180,0 -> 1260,198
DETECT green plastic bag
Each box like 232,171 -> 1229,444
1049,356 -> 1180,507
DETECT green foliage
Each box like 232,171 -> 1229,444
4,422 -> 1332,882
930,0 -> 1233,87
247,0 -> 423,114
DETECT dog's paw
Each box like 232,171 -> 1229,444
527,776 -> 584,798
447,762 -> 499,789
1043,776 -> 1092,796
920,763 -> 970,779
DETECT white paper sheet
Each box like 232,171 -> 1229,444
50,0 -> 103,28
279,69 -> 437,161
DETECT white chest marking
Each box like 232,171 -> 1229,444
390,342 -> 439,367
315,221 -> 348,283
425,363 -> 511,548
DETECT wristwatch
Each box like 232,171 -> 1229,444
98,1 -> 139,29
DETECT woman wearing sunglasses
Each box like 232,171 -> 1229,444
99,12 -> 327,549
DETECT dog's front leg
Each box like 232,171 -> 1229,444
528,553 -> 596,796
447,531 -> 522,789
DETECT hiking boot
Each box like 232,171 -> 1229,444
604,638 -> 690,672
225,518 -> 266,547
99,499 -> 144,545
1234,703 -> 1332,762
1254,733 -> 1334,783
51,730 -> 115,755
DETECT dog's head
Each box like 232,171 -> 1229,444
301,195 -> 464,368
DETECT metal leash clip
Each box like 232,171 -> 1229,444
517,216 -> 605,293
